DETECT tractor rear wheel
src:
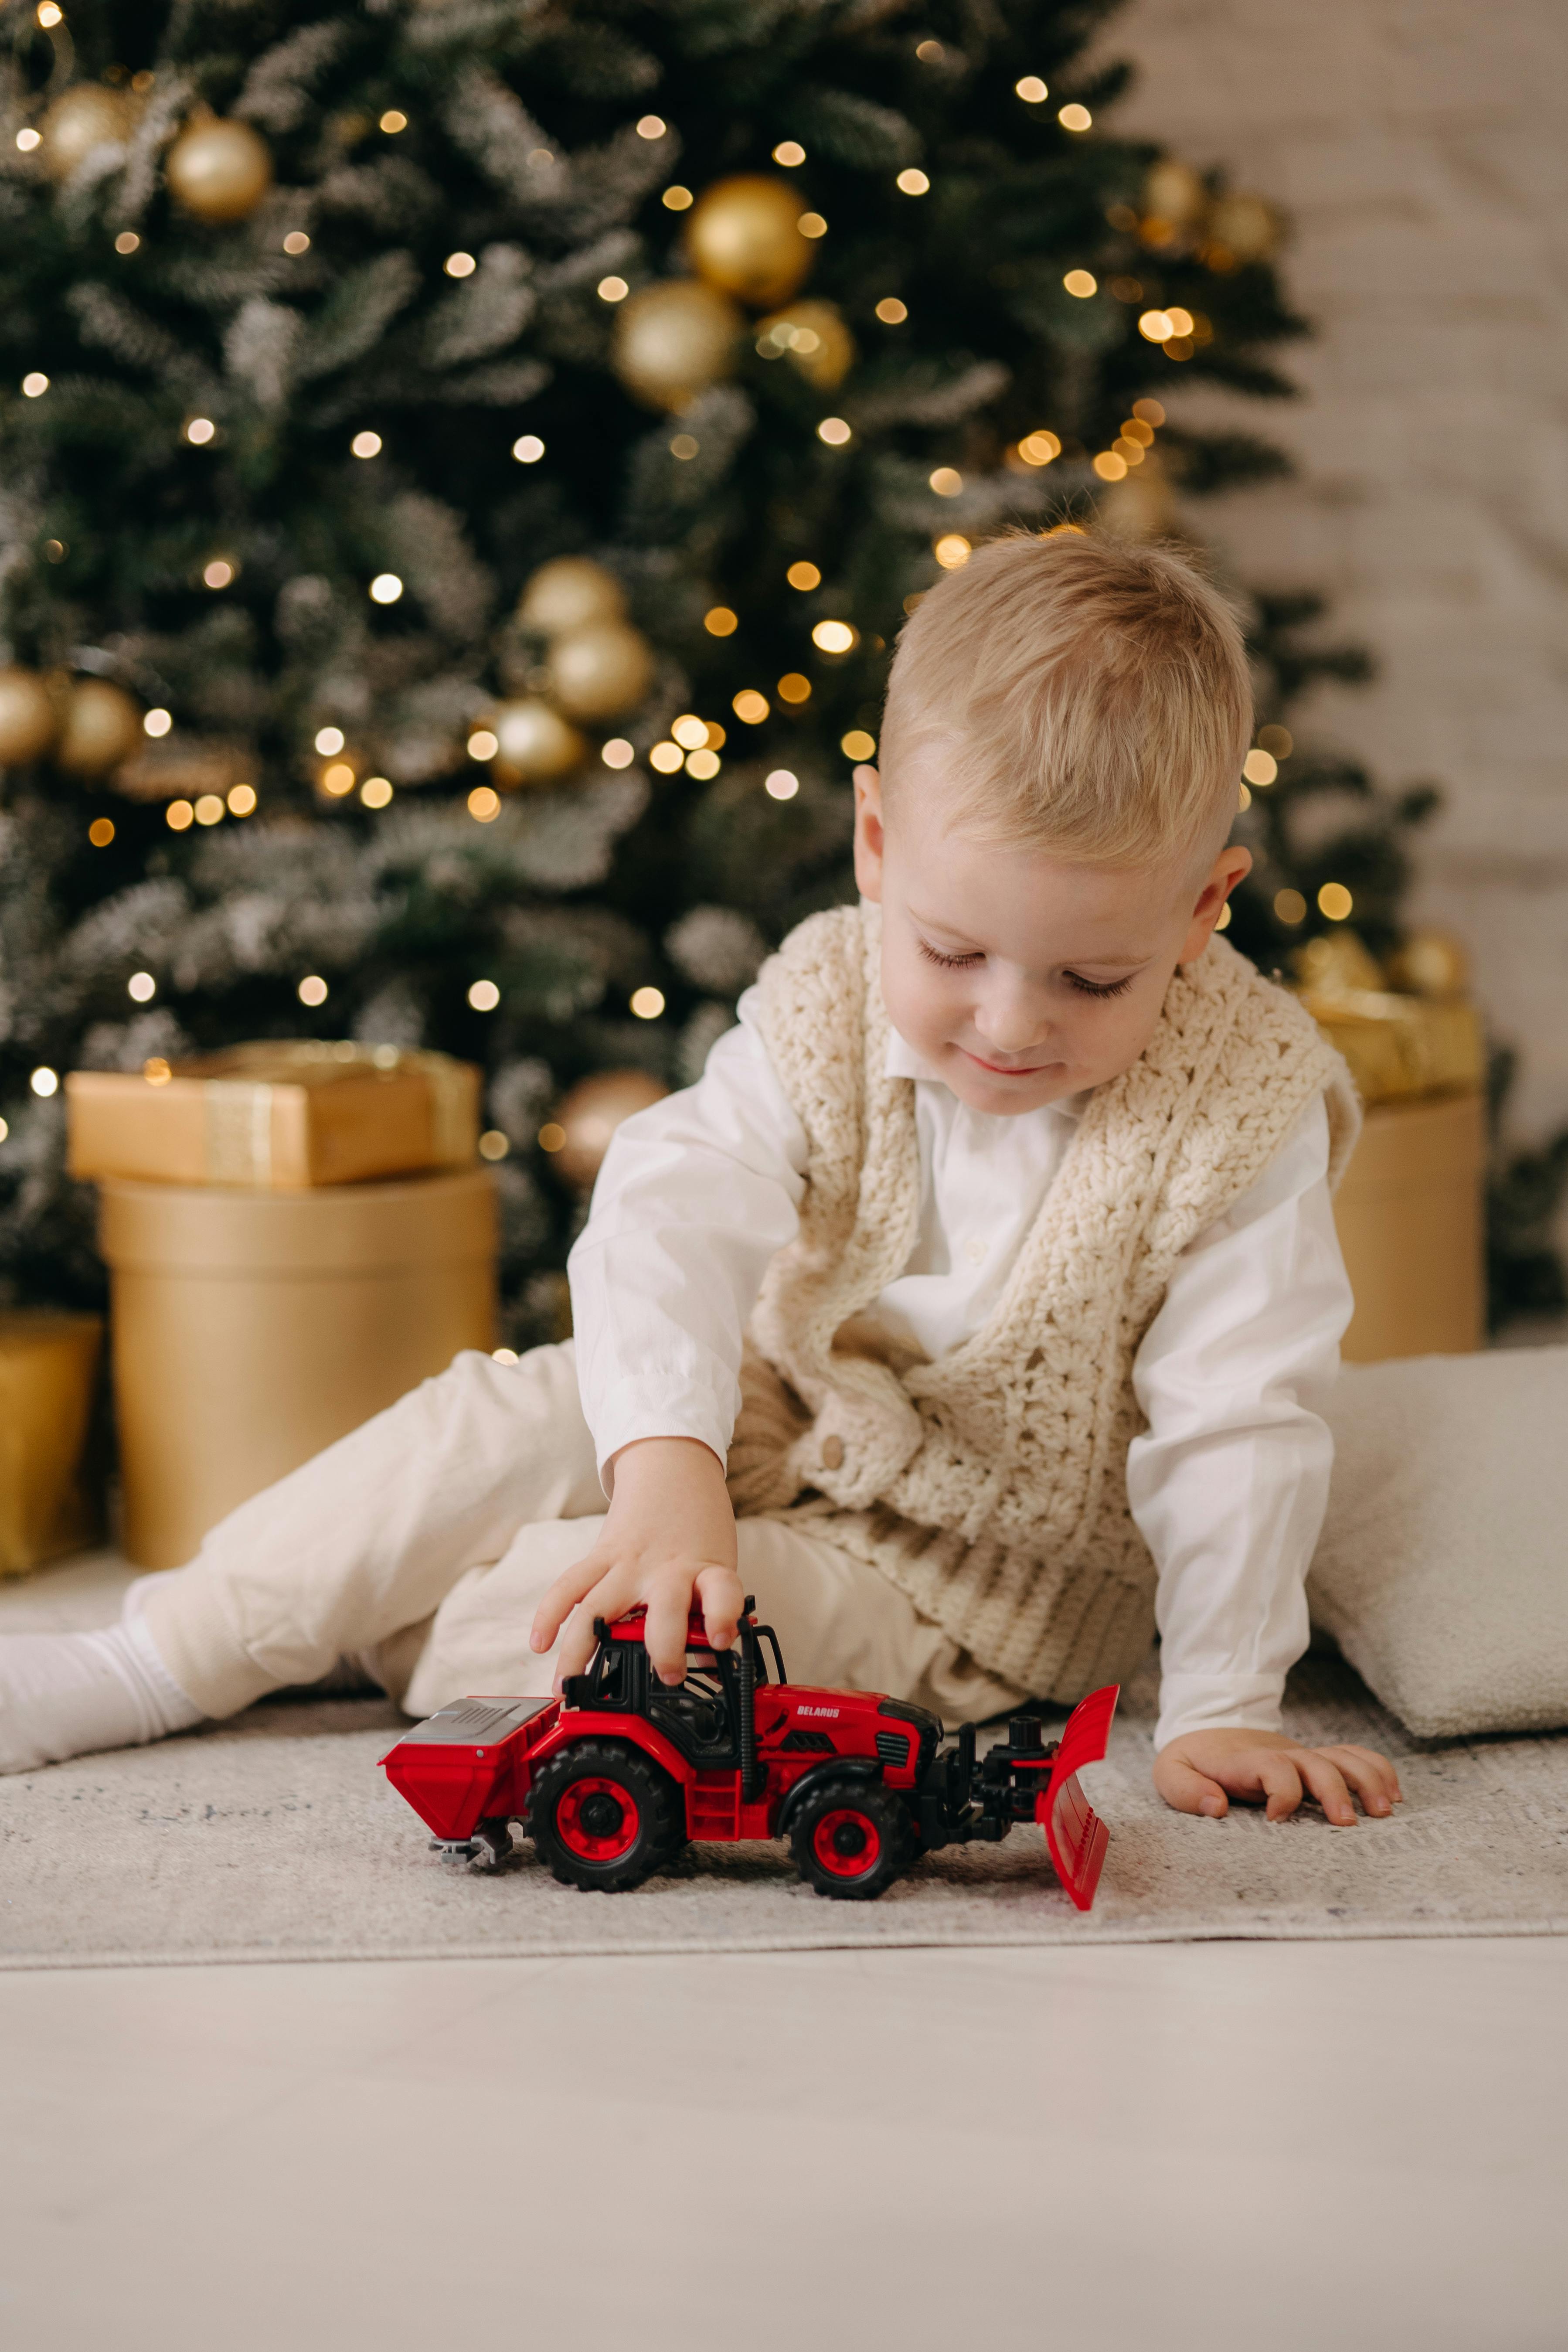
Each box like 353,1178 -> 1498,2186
790,1777 -> 914,1901
524,1739 -> 684,1893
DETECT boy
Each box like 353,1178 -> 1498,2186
1,533 -> 1401,1828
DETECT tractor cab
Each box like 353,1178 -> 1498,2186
563,1602 -> 787,1776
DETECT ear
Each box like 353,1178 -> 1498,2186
1179,844 -> 1252,963
851,765 -> 885,903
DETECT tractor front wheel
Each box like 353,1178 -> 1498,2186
790,1777 -> 913,1901
524,1739 -> 684,1893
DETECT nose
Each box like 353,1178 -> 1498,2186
973,975 -> 1052,1058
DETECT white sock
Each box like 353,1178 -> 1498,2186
0,1611 -> 205,1776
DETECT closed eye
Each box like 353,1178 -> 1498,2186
917,937 -> 983,970
1064,972 -> 1134,999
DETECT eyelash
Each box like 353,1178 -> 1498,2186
916,938 -> 1134,999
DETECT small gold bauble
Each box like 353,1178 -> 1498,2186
0,668 -> 59,766
1387,928 -> 1469,1001
1293,930 -> 1384,998
550,1069 -> 670,1191
489,698 -> 588,788
1205,191 -> 1279,263
1143,158 -> 1208,232
55,679 -> 143,779
518,557 -> 627,639
685,174 -> 814,309
612,279 -> 743,412
1095,456 -> 1177,542
38,85 -> 136,184
756,298 -> 856,391
165,116 -> 274,224
548,621 -> 655,722
113,742 -> 243,803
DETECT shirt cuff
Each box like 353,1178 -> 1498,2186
1154,1671 -> 1286,1754
587,1374 -> 733,1496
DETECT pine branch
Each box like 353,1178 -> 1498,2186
224,296 -> 303,411
234,20 -> 353,132
424,243 -> 536,366
294,249 -> 421,381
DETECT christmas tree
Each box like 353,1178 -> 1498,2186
0,0 -> 1469,1340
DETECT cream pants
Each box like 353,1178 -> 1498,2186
141,1344 -> 1021,1730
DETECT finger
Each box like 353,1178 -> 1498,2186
644,1579 -> 694,1686
1338,1744 -> 1404,1805
1257,1754 -> 1305,1821
1324,1746 -> 1401,1817
531,1549 -> 613,1654
554,1588 -> 621,1683
695,1564 -> 745,1653
1293,1750 -> 1357,1827
1155,1754 -> 1230,1819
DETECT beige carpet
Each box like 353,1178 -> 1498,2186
3,1554 -> 1568,1964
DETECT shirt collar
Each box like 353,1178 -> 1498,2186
884,1023 -> 1086,1120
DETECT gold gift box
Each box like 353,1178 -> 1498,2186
1302,989 -> 1486,1106
1293,930 -> 1485,1107
0,1312 -> 104,1576
99,1170 -> 496,1567
66,1042 -> 480,1190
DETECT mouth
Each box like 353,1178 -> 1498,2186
959,1048 -> 1058,1079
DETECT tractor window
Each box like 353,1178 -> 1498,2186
647,1650 -> 735,1757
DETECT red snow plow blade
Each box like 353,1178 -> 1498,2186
1036,1684 -> 1119,1912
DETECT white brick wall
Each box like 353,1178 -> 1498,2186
1105,0 -> 1568,1140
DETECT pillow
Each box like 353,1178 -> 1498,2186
1308,1348 -> 1568,1738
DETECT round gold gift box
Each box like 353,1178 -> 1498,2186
99,1169 -> 497,1568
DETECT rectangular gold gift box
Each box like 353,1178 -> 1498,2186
1302,989 -> 1486,1107
66,1042 -> 480,1190
0,1311 -> 104,1576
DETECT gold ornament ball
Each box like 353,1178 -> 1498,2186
1095,457 -> 1177,543
489,698 -> 588,788
1388,928 -> 1469,1000
757,298 -> 856,391
55,679 -> 143,779
1293,930 -> 1384,998
612,279 -> 743,412
685,174 -> 814,309
548,621 -> 655,722
0,668 -> 58,766
38,85 -> 136,184
1206,191 -> 1279,263
1143,158 -> 1208,232
166,116 -> 274,223
550,1069 -> 670,1191
518,556 -> 627,639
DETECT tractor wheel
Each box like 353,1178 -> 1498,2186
524,1739 -> 685,1893
790,1777 -> 914,1902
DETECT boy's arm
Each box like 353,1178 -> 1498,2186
535,996 -> 806,1682
532,1436 -> 741,1687
1128,1096 -> 1401,1824
565,990 -> 806,1489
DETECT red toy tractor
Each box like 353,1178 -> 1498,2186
381,1600 -> 1118,1909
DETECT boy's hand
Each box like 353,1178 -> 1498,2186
530,1436 -> 742,1689
1154,1728 -> 1403,1825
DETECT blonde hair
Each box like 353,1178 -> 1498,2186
881,531 -> 1252,870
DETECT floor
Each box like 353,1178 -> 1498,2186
3,1938 -> 1565,2349
5,1557 -> 1566,2345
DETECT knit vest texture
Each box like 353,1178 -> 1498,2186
725,900 -> 1361,1702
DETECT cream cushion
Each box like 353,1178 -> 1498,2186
1309,1348 -> 1568,1737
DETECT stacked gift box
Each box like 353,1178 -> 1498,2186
9,1043 -> 497,1574
1294,929 -> 1488,1364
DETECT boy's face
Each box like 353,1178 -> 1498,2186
853,746 -> 1252,1117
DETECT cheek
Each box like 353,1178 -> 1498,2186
883,942 -> 963,1042
1085,985 -> 1167,1069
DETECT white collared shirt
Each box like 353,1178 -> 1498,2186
568,986 -> 1353,1749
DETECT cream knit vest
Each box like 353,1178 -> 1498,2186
725,901 -> 1360,1702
